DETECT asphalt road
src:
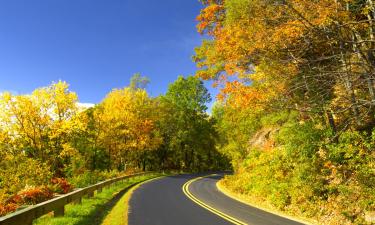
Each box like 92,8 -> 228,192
128,173 -> 306,225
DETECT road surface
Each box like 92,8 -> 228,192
128,173 -> 305,225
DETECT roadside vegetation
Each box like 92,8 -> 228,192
0,74 -> 229,216
195,0 -> 375,224
33,173 -> 160,225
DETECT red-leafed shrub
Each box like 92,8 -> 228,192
17,186 -> 53,205
0,203 -> 18,216
6,194 -> 23,204
0,186 -> 55,216
50,178 -> 74,194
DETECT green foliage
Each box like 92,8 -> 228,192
0,154 -> 52,202
212,102 -> 261,163
68,170 -> 120,188
165,75 -> 211,112
276,119 -> 325,159
324,130 -> 375,214
154,75 -> 229,171
130,73 -> 150,90
219,109 -> 374,224
260,111 -> 296,127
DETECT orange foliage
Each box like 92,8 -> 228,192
17,186 -> 54,205
194,0 -> 348,108
196,4 -> 224,34
0,203 -> 18,216
51,178 -> 74,194
0,186 -> 55,216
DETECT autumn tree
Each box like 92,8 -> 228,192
195,0 -> 375,132
195,0 -> 375,223
0,81 -> 80,176
95,74 -> 161,171
0,81 -> 82,202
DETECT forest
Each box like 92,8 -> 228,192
0,75 -> 228,216
1,0 -> 375,224
195,0 -> 375,224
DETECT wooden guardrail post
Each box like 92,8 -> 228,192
54,206 -> 64,217
25,218 -> 33,225
87,191 -> 94,198
73,197 -> 82,204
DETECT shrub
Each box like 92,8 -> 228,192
0,186 -> 54,216
0,154 -> 52,202
68,170 -> 121,188
0,203 -> 18,216
67,171 -> 94,188
50,178 -> 74,194
17,186 -> 53,205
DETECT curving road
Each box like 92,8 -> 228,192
128,173 -> 306,225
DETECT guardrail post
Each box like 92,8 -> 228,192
54,206 -> 65,217
18,217 -> 34,225
23,218 -> 33,225
73,197 -> 82,204
87,191 -> 94,198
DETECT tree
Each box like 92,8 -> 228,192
195,0 -> 375,132
0,81 -> 79,176
96,75 -> 161,171
130,73 -> 150,90
155,76 -> 227,171
194,1 -> 375,223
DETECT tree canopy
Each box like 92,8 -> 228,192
0,75 -> 228,216
195,0 -> 375,224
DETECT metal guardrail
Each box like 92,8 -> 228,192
0,172 -> 151,225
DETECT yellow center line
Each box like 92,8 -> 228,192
182,175 -> 248,225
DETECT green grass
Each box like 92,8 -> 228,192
33,173 -> 161,225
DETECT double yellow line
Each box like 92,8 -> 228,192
182,175 -> 248,225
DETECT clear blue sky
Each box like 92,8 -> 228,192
0,0 -> 218,105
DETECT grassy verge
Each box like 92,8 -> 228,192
33,173 -> 161,225
216,179 -> 317,225
101,176 -> 163,225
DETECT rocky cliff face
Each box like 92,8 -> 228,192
248,127 -> 279,152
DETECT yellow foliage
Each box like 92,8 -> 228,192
0,81 -> 79,163
96,87 -> 162,169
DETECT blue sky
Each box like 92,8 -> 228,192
0,0 -> 218,106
